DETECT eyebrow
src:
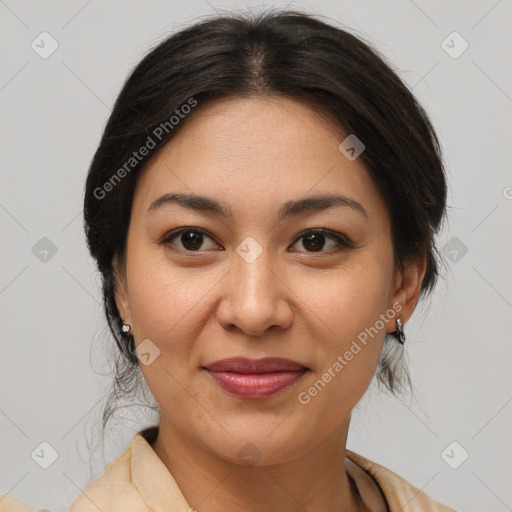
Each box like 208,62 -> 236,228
147,192 -> 368,221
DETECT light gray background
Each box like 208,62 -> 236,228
1,1 -> 511,511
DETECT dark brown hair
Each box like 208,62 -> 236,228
83,8 -> 447,436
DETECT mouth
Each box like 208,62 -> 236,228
203,357 -> 309,399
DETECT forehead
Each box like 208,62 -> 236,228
132,95 -> 386,223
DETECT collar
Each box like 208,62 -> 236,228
131,431 -> 192,511
129,429 -> 437,512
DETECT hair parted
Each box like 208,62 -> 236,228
83,8 -> 447,439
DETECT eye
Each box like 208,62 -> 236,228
160,227 -> 220,252
160,227 -> 353,254
289,229 -> 353,253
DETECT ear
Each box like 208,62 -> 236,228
113,255 -> 131,325
386,254 -> 427,333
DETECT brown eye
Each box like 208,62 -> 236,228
180,230 -> 204,251
161,228 -> 219,252
290,229 -> 353,253
301,232 -> 327,252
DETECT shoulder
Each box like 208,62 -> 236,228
68,448 -> 132,512
0,495 -> 55,511
0,495 -> 33,512
67,471 -> 110,512
68,434 -> 150,512
346,450 -> 458,512
0,476 -> 112,512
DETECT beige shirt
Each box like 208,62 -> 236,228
1,429 -> 457,511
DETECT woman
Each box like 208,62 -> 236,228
1,9 -> 457,512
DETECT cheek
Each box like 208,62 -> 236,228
127,252 -> 216,340
127,265 -> 210,404
292,255 -> 393,397
296,257 -> 393,340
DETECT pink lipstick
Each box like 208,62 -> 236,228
204,357 -> 308,399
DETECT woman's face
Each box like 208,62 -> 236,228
115,95 -> 421,465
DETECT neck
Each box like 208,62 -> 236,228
150,418 -> 368,512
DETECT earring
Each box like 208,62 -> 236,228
395,318 -> 406,345
121,323 -> 131,334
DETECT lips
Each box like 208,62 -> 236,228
204,357 -> 308,399
205,357 -> 307,373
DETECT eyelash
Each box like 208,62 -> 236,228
159,227 -> 354,255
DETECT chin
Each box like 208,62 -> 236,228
201,424 -> 321,467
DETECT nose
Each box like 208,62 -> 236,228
216,249 -> 293,336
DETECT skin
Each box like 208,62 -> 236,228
115,95 -> 426,512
